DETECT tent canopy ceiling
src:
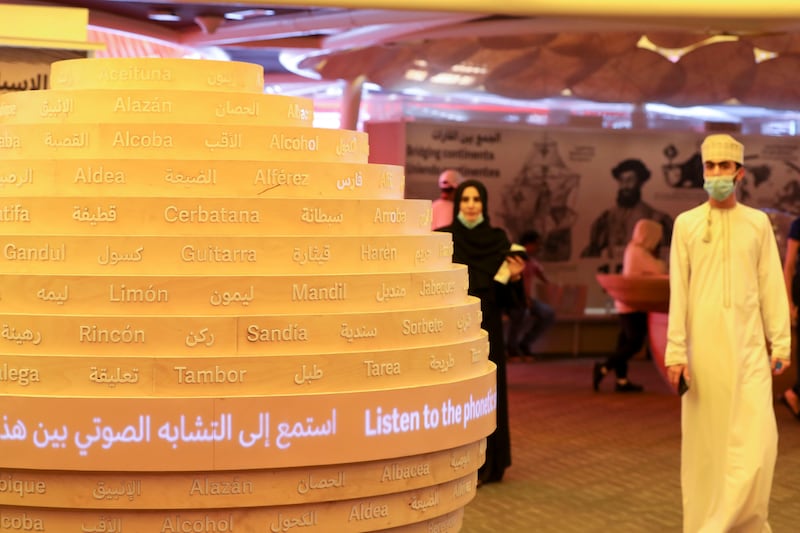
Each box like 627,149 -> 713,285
11,1 -> 800,109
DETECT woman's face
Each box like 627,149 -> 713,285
459,186 -> 483,223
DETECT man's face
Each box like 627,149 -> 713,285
703,160 -> 738,178
524,242 -> 538,256
618,170 -> 640,192
616,170 -> 642,208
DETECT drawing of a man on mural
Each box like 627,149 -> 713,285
581,158 -> 673,273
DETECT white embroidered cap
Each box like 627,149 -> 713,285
438,169 -> 464,190
701,134 -> 743,164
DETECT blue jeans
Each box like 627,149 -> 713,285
507,300 -> 555,353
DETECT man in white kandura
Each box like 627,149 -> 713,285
666,133 -> 791,533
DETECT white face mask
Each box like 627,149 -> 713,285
457,212 -> 484,229
703,174 -> 736,201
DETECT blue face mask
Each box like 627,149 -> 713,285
457,212 -> 484,229
703,175 -> 736,202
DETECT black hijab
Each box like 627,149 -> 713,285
439,180 -> 510,291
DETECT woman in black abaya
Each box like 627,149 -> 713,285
438,180 -> 525,484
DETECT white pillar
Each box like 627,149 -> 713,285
340,75 -> 366,130
631,103 -> 648,129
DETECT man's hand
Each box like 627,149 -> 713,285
666,364 -> 689,392
772,357 -> 791,375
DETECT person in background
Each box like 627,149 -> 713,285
665,133 -> 790,532
593,218 -> 666,393
506,230 -> 555,358
781,215 -> 800,419
438,179 -> 525,485
431,169 -> 463,229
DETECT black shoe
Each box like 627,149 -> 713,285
592,363 -> 605,391
615,381 -> 644,393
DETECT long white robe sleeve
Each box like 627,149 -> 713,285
665,203 -> 790,533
